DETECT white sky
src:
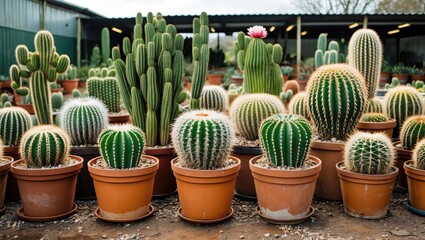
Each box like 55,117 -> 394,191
64,0 -> 299,17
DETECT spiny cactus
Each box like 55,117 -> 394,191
279,89 -> 293,105
412,138 -> 425,170
365,98 -> 383,113
87,76 -> 121,113
101,27 -> 111,65
360,113 -> 389,123
384,77 -> 400,89
51,92 -> 64,112
20,125 -> 70,168
230,94 -> 284,141
91,46 -> 101,67
66,65 -> 77,80
60,97 -> 108,146
384,86 -> 423,135
400,115 -> 425,150
314,33 -> 343,68
0,107 -> 32,146
99,124 -> 145,169
306,64 -> 367,141
72,89 -> 81,98
344,132 -> 394,174
260,114 -> 312,168
288,92 -> 309,119
199,85 -> 228,112
171,110 -> 235,170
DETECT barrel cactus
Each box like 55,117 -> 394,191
344,132 -> 394,174
230,93 -> 284,141
51,92 -> 64,112
306,64 -> 367,141
360,113 -> 389,123
19,125 -> 71,168
0,107 -> 32,147
171,110 -> 235,170
412,138 -> 425,170
288,92 -> 309,119
87,76 -> 121,113
365,98 -> 383,113
260,114 -> 312,168
400,116 -> 425,150
199,85 -> 228,112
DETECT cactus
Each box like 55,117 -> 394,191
101,27 -> 111,64
314,33 -> 342,68
87,76 -> 121,113
171,110 -> 235,170
51,92 -> 64,112
400,116 -> 425,150
282,80 -> 300,95
99,124 -> 145,169
384,86 -> 423,135
412,138 -> 425,170
384,77 -> 400,89
288,92 -> 309,119
0,139 -> 3,159
306,64 -> 367,141
280,89 -> 293,104
19,125 -> 70,168
60,97 -> 108,146
230,93 -> 285,141
91,46 -> 101,67
72,89 -> 81,98
344,132 -> 394,174
0,107 -> 32,146
365,98 -> 383,113
260,114 -> 312,168
199,85 -> 228,112
66,65 -> 77,80
360,113 -> 389,123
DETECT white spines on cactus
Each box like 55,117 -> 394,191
199,85 -> 229,112
0,107 -> 32,146
412,138 -> 425,170
365,98 -> 383,113
288,92 -> 309,119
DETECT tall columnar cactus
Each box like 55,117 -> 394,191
306,64 -> 367,141
365,98 -> 383,113
190,12 -> 210,109
87,76 -> 121,113
314,33 -> 343,68
400,116 -> 425,150
230,94 -> 284,141
348,29 -> 383,99
99,124 -> 145,169
235,26 -> 282,96
412,138 -> 425,170
260,114 -> 312,168
60,97 -> 108,146
199,85 -> 228,112
288,92 -> 309,119
344,132 -> 394,174
384,86 -> 423,135
171,110 -> 235,170
101,27 -> 111,64
19,125 -> 70,168
113,12 -> 185,147
0,107 -> 32,147
91,46 -> 101,67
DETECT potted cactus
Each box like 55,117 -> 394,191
88,124 -> 159,222
357,113 -> 396,138
288,92 -> 310,120
60,65 -> 79,93
250,114 -> 321,224
171,110 -> 241,223
207,69 -> 224,85
281,65 -> 294,82
336,132 -> 398,219
411,66 -> 424,81
314,33 -> 344,69
364,97 -> 383,113
404,138 -> 425,213
0,139 -> 13,214
380,60 -> 392,87
391,64 -> 410,84
199,85 -> 228,112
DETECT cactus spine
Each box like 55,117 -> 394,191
412,138 -> 425,170
365,98 -> 383,113
0,107 -> 32,146
315,34 -> 343,68
360,113 -> 389,123
400,116 -> 425,150
171,110 -> 235,170
199,86 -> 228,112
51,92 -> 64,112
87,76 -> 121,113
288,92 -> 309,119
260,114 -> 312,167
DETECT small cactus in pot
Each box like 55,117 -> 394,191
360,113 -> 389,123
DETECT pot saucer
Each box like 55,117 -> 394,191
406,201 -> 425,216
0,206 -> 5,215
17,203 -> 78,222
177,207 -> 234,224
257,206 -> 314,225
345,209 -> 392,219
94,204 -> 154,223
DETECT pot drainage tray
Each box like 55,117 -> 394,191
95,204 -> 154,223
178,207 -> 234,224
17,203 -> 77,222
406,201 -> 425,216
257,206 -> 314,225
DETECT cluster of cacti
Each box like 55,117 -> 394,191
384,77 -> 400,89
66,65 -> 77,80
60,97 -> 108,146
400,116 -> 425,150
51,92 -> 64,112
288,92 -> 309,119
314,33 -> 344,68
230,93 -> 284,141
228,84 -> 243,104
365,98 -> 383,113
199,86 -> 228,112
235,26 -> 282,96
348,29 -> 383,99
412,138 -> 425,170
384,86 -> 423,135
260,114 -> 312,168
88,67 -> 116,78
360,113 -> 389,123
279,89 -> 293,105
344,132 -> 394,174
306,64 -> 367,141
87,76 -> 121,113
0,107 -> 32,146
171,110 -> 235,170
10,30 -> 70,125
20,125 -> 70,168
49,82 -> 61,89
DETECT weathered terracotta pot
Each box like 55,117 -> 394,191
357,119 -> 396,138
0,156 -> 13,214
11,155 -> 83,219
88,155 -> 159,220
404,160 -> 425,211
379,72 -> 391,88
71,146 -> 100,200
394,142 -> 411,189
108,114 -> 130,124
207,74 -> 224,85
145,147 -> 177,198
3,147 -> 20,201
336,162 -> 398,219
171,156 -> 240,222
250,155 -> 321,222
60,79 -> 79,93
231,145 -> 261,200
15,103 -> 35,115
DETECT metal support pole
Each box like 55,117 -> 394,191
363,15 -> 368,29
76,18 -> 82,68
41,0 -> 46,30
296,16 -> 301,80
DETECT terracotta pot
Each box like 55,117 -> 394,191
88,155 -> 159,220
51,88 -> 64,93
356,119 -> 396,138
394,142 -> 411,189
78,80 -> 87,88
231,145 -> 262,200
379,72 -> 391,88
411,74 -> 425,81
11,155 -> 83,219
404,160 -> 425,211
309,140 -> 344,201
3,147 -> 20,202
145,147 -> 177,198
171,156 -> 241,222
0,156 -> 13,212
71,146 -> 100,200
207,74 -> 224,85
392,74 -> 409,84
13,92 -> 22,105
296,80 -> 307,91
61,79 -> 79,93
282,75 -> 289,83
231,76 -> 243,85
250,155 -> 321,222
108,113 -> 131,124
15,103 -> 35,115
336,162 -> 398,219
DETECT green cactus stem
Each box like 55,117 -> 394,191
400,115 -> 425,150
0,107 -> 32,146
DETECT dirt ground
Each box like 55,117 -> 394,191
0,187 -> 424,240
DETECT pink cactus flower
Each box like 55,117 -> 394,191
247,25 -> 267,39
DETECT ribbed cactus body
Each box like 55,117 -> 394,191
400,116 -> 425,150
31,70 -> 52,124
306,64 -> 367,141
0,107 -> 32,146
199,86 -> 228,112
230,94 -> 284,141
344,132 -> 394,174
360,113 -> 389,123
87,77 -> 121,113
288,92 -> 309,119
51,92 -> 64,112
20,125 -> 70,167
348,29 -> 382,99
412,138 -> 425,170
35,31 -> 54,73
101,27 -> 110,64
365,98 -> 383,113
260,114 -> 312,167
171,110 -> 235,170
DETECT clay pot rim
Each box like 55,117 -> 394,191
171,156 -> 241,178
88,155 -> 159,177
249,155 -> 322,177
310,140 -> 345,151
11,155 -> 83,176
357,119 -> 396,129
404,160 -> 425,175
144,146 -> 174,155
394,141 -> 413,155
3,146 -> 19,154
336,161 -> 399,181
60,79 -> 79,82
0,156 -> 13,172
